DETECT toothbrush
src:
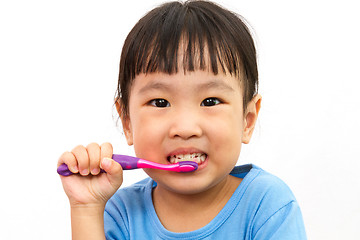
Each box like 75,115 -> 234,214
57,154 -> 198,176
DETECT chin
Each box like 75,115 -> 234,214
144,162 -> 229,195
153,175 -> 218,196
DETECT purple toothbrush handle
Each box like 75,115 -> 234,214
57,154 -> 140,176
57,163 -> 74,176
112,154 -> 139,170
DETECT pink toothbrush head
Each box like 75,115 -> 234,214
57,154 -> 198,176
173,161 -> 198,172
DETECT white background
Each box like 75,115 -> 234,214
1,0 -> 359,239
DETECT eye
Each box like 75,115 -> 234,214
201,97 -> 222,107
149,98 -> 170,108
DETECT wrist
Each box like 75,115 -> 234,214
71,203 -> 105,217
70,204 -> 106,240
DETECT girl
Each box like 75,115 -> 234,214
58,1 -> 306,239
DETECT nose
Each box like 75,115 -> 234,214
168,108 -> 203,140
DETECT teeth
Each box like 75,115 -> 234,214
169,153 -> 206,164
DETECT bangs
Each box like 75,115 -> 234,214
127,2 -> 247,77
118,1 -> 258,116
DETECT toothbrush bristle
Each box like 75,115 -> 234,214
178,161 -> 198,172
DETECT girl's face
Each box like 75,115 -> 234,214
120,70 -> 259,195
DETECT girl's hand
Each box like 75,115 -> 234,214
57,142 -> 123,208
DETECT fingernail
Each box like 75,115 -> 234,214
71,165 -> 79,173
101,157 -> 112,169
80,169 -> 89,175
91,168 -> 100,175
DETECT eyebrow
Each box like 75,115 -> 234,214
137,79 -> 235,94
198,80 -> 235,92
138,82 -> 172,94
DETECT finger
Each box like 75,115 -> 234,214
58,151 -> 78,173
71,145 -> 90,176
99,143 -> 122,187
100,157 -> 123,187
100,142 -> 113,162
86,142 -> 101,175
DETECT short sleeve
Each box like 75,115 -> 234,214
104,205 -> 129,240
253,200 -> 307,240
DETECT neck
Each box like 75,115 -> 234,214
152,175 -> 242,232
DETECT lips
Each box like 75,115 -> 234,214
167,153 -> 207,164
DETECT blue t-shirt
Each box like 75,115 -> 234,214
104,164 -> 307,239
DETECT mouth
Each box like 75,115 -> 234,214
167,153 -> 207,165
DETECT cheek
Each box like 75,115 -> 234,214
131,115 -> 167,157
207,112 -> 244,152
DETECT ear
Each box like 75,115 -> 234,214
115,99 -> 133,146
242,94 -> 262,144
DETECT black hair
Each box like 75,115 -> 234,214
116,0 -> 258,118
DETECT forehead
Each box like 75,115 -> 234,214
132,70 -> 242,97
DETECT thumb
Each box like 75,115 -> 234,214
101,157 -> 123,188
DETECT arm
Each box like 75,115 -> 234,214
71,205 -> 106,240
58,143 -> 123,240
